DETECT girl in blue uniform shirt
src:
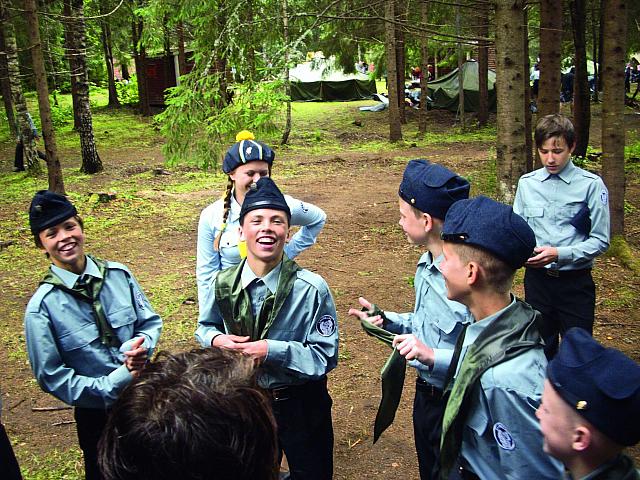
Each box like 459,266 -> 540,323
196,131 -> 326,308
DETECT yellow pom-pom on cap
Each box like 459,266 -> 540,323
236,130 -> 255,141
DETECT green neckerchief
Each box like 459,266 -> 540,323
359,305 -> 407,444
40,255 -> 121,348
214,255 -> 300,340
439,299 -> 543,479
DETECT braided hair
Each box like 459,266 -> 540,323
213,177 -> 235,252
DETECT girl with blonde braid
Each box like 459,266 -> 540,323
196,131 -> 326,308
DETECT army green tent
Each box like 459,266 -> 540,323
426,61 -> 496,112
289,58 -> 377,101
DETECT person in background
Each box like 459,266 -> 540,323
99,348 -> 279,480
537,328 -> 640,480
513,114 -> 610,359
197,130 -> 325,310
24,190 -> 163,480
13,112 -> 45,172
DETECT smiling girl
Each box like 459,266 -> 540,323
196,131 -> 326,307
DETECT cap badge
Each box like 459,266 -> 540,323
410,198 -> 416,204
245,146 -> 253,156
576,400 -> 588,410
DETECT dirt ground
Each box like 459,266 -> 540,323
1,108 -> 639,479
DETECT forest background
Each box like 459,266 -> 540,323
1,0 -> 640,478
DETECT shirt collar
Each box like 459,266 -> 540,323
51,255 -> 102,288
241,260 -> 282,292
539,160 -> 576,184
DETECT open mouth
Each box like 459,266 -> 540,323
58,242 -> 77,255
257,236 -> 277,247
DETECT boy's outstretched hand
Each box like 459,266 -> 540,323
347,297 -> 384,327
392,334 -> 435,367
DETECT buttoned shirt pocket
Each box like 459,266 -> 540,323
466,407 -> 489,437
107,305 -> 137,340
57,322 -> 101,374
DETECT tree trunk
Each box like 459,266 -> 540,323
538,0 -> 562,119
418,0 -> 429,134
0,20 -> 16,138
456,5 -> 465,130
132,15 -> 150,116
597,0 -> 604,92
477,2 -> 489,127
600,0 -> 626,236
495,0 -> 526,203
177,21 -> 187,76
281,0 -> 291,145
569,0 -> 590,158
590,1 -> 599,102
385,0 -> 402,141
65,0 -> 102,174
523,7 -> 532,172
121,59 -> 130,80
3,0 -> 40,174
24,0 -> 65,192
245,0 -> 256,82
396,0 -> 406,124
99,4 -> 120,108
62,0 -> 81,130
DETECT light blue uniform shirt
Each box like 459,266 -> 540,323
196,261 -> 338,389
455,297 -> 563,479
24,257 -> 163,409
513,161 -> 610,271
197,191 -> 326,308
384,252 -> 471,389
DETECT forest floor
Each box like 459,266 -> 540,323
0,100 -> 639,479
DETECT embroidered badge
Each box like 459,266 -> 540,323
493,423 -> 515,451
316,315 -> 336,337
135,290 -> 146,310
245,146 -> 253,157
600,190 -> 608,205
299,201 -> 309,213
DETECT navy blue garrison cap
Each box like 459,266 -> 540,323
29,190 -> 78,235
441,196 -> 535,269
239,177 -> 291,224
548,328 -> 640,447
222,138 -> 275,174
398,159 -> 470,219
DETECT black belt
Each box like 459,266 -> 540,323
268,376 -> 327,402
528,267 -> 591,278
415,377 -> 443,398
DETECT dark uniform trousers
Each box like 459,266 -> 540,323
413,378 -> 446,480
0,423 -> 22,480
270,376 -> 334,480
524,267 -> 595,359
74,407 -> 110,480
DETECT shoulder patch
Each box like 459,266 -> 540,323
316,314 -> 337,337
600,190 -> 608,205
493,422 -> 516,451
135,290 -> 146,310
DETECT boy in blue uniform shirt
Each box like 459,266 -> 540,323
513,114 -> 610,358
197,177 -> 338,480
24,190 -> 163,480
435,196 -> 563,479
349,159 -> 472,480
537,328 -> 640,480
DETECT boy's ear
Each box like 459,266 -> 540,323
572,425 -> 592,452
467,261 -> 480,286
238,225 -> 245,241
422,212 -> 432,233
